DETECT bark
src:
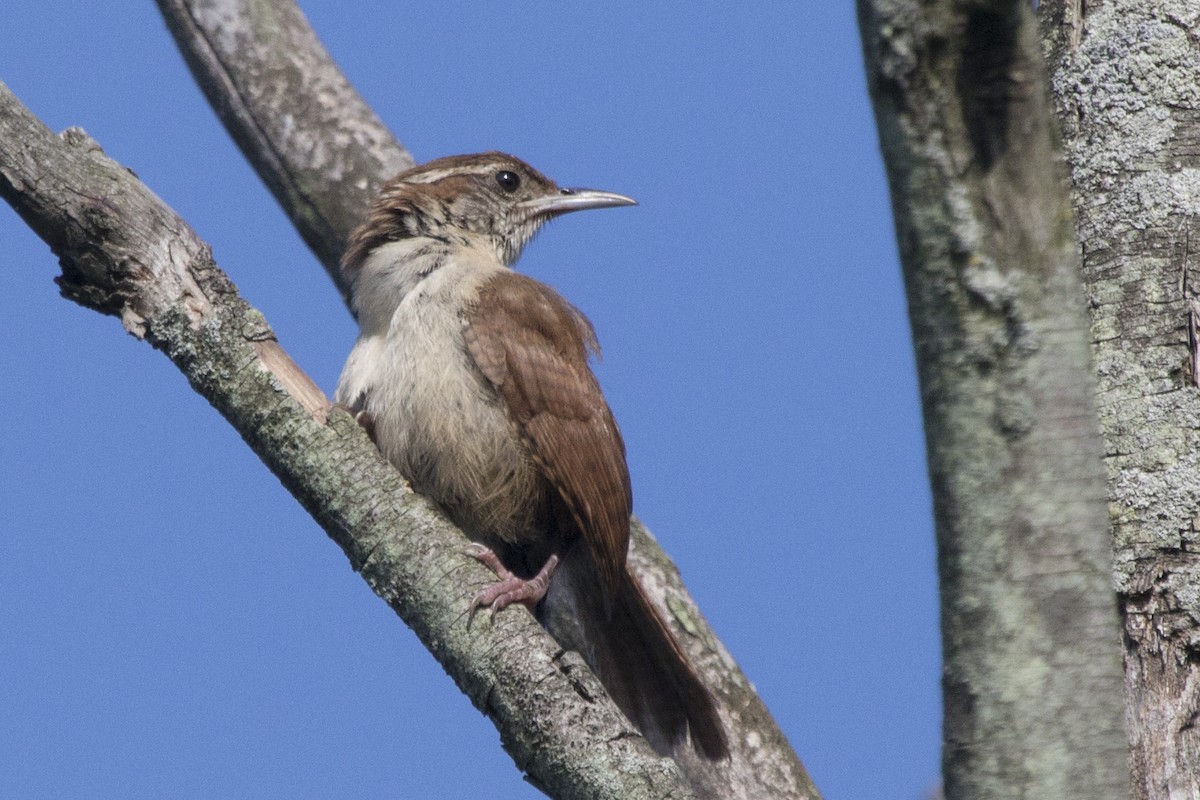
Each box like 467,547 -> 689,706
859,1 -> 1128,798
1,1 -> 818,798
1041,3 -> 1200,798
155,0 -> 413,304
154,2 -> 817,798
0,81 -> 697,800
154,1 -> 816,797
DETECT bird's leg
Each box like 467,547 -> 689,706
467,543 -> 560,613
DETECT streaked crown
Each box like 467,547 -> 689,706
342,152 -> 635,277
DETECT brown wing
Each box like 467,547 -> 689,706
464,271 -> 632,607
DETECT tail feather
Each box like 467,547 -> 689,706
539,548 -> 728,760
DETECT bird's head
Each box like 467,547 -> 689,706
343,152 -> 636,278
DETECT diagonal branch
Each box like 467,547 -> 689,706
154,1 -> 815,798
155,0 -> 413,303
0,81 -> 692,800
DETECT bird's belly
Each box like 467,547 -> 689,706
355,286 -> 545,545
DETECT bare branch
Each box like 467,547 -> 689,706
155,0 -> 413,302
152,1 -> 815,797
0,80 -> 695,800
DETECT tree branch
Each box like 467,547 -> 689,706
0,81 -> 698,800
859,1 -> 1128,797
151,1 -> 816,797
154,0 -> 413,303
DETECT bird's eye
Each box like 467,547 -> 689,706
495,170 -> 521,193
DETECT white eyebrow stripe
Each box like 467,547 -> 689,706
404,165 -> 496,184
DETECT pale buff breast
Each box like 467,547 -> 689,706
336,248 -> 545,546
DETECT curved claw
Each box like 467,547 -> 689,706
466,545 -> 560,614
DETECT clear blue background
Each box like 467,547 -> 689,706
0,4 -> 938,799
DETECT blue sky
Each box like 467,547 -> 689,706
0,5 -> 938,798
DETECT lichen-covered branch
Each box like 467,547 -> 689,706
0,80 -> 696,800
858,1 -> 1127,797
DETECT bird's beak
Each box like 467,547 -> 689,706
520,188 -> 638,218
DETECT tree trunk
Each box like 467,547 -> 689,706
859,1 -> 1129,797
1041,2 -> 1200,798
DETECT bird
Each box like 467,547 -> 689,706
335,151 -> 727,760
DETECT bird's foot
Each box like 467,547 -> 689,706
467,543 -> 560,613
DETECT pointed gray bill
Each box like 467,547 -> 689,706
520,188 -> 638,218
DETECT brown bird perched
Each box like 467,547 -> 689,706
335,152 -> 727,760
